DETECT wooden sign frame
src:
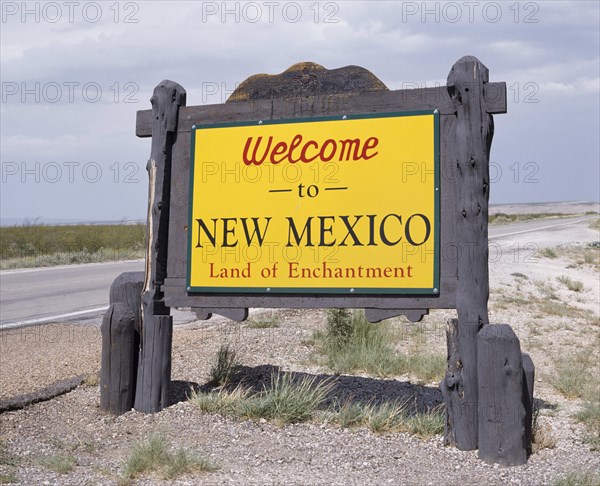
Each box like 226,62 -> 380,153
136,59 -> 506,324
112,57 -> 532,466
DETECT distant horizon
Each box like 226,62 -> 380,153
1,200 -> 598,227
2,2 -> 599,222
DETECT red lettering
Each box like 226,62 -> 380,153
242,136 -> 273,166
300,140 -> 319,163
288,134 -> 303,163
361,137 -> 379,160
242,134 -> 380,166
319,139 -> 337,162
270,141 -> 288,164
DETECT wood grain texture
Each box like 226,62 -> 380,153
100,303 -> 136,415
143,80 -> 186,296
100,272 -> 143,415
441,55 -> 494,451
140,60 -> 505,324
0,375 -> 85,413
522,353 -> 535,455
108,271 -> 144,331
136,82 -> 506,137
193,307 -> 249,322
134,314 -> 173,413
132,61 -> 518,439
477,325 -> 527,466
136,80 -> 185,413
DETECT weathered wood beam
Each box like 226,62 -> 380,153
134,80 -> 185,413
477,324 -> 527,465
108,271 -> 144,331
441,55 -> 494,450
100,271 -> 143,415
522,353 -> 535,455
100,303 -> 136,414
136,82 -> 506,138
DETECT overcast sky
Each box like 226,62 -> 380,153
1,0 -> 599,224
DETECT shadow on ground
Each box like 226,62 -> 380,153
169,364 -> 443,413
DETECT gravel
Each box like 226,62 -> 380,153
1,217 -> 599,485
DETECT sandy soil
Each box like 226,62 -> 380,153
0,206 -> 598,485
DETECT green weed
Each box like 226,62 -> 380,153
553,469 -> 600,486
122,434 -> 217,482
315,312 -> 445,382
544,301 -> 574,317
247,313 -> 280,329
246,372 -> 335,425
37,454 -> 76,474
331,399 -> 444,437
489,213 -> 572,226
551,353 -> 595,399
191,372 -> 334,425
511,272 -> 529,279
207,344 -> 241,387
539,247 -> 558,259
557,275 -> 584,292
0,222 -> 145,269
325,308 -> 354,349
575,386 -> 600,450
404,406 -> 446,438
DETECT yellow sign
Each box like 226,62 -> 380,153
187,111 -> 439,294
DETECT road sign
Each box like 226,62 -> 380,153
187,111 -> 439,294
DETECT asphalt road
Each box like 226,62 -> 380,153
487,215 -> 592,240
0,216 -> 593,330
0,260 -> 144,330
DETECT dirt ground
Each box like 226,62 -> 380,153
1,206 -> 598,485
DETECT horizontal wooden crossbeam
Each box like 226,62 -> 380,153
135,82 -> 506,138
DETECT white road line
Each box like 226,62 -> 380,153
0,259 -> 144,275
1,217 -> 593,331
489,218 -> 589,240
0,306 -> 109,330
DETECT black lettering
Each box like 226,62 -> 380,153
241,217 -> 271,246
196,218 -> 217,247
380,214 -> 403,246
318,216 -> 336,247
405,213 -> 431,246
286,217 -> 314,247
221,218 -> 237,247
339,215 -> 363,246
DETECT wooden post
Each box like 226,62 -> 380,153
134,80 -> 186,413
100,303 -> 136,414
522,353 -> 535,455
108,271 -> 144,331
100,271 -> 144,415
477,324 -> 527,465
441,56 -> 494,450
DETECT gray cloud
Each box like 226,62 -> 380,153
1,0 -> 598,223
